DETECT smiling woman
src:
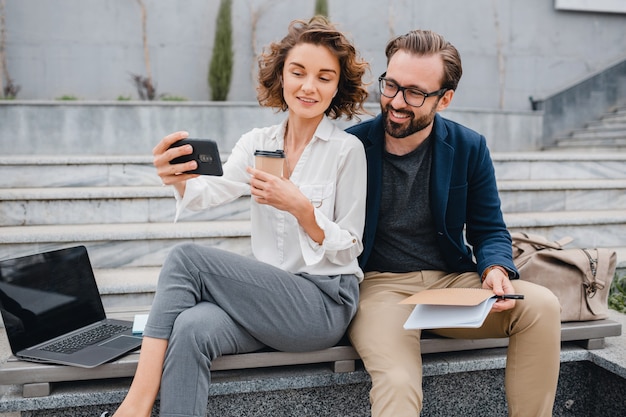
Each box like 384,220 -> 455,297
282,43 -> 339,118
103,16 -> 371,417
280,42 -> 341,178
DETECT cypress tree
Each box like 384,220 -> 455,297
209,0 -> 233,101
315,0 -> 329,17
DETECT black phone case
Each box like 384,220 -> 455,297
169,139 -> 223,176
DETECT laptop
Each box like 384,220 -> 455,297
0,246 -> 143,368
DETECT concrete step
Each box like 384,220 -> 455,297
541,106 -> 626,152
2,153 -> 626,190
95,267 -> 160,308
552,136 -> 626,147
96,246 -> 626,309
2,179 -> 625,226
1,211 -> 623,265
543,107 -> 626,151
0,186 -> 250,226
1,152 -> 625,310
2,216 -> 625,310
549,144 -> 626,153
569,126 -> 626,138
0,155 -> 159,188
0,154 -> 227,189
492,152 -> 626,180
0,220 -> 252,269
584,121 -> 626,131
600,108 -> 626,124
498,179 -> 626,213
504,209 -> 626,247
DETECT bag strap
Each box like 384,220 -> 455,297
581,248 -> 608,296
511,232 -> 574,250
580,248 -> 613,316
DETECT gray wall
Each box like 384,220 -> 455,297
3,0 -> 626,111
0,102 -> 542,155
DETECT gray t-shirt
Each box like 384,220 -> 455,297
365,137 -> 448,273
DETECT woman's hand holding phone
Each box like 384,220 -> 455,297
153,131 -> 198,198
153,131 -> 223,194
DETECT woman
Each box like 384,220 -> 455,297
105,16 -> 369,417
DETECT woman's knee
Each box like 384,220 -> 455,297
170,306 -> 205,341
169,304 -> 218,357
165,242 -> 210,267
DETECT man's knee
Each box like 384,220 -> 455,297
515,280 -> 561,319
382,364 -> 420,393
370,363 -> 422,417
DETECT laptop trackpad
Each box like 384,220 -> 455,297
100,335 -> 142,349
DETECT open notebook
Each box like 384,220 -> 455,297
401,288 -> 498,330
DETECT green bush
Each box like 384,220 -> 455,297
608,270 -> 626,314
56,95 -> 78,101
208,0 -> 233,101
161,95 -> 188,101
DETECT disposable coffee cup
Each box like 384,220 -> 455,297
254,150 -> 285,177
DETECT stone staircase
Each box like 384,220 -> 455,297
0,150 -> 625,310
546,106 -> 626,151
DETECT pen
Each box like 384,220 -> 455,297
495,294 -> 525,300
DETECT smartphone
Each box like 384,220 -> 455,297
168,139 -> 223,176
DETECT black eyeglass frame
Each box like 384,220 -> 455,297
378,72 -> 448,107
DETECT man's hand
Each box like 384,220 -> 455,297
482,267 -> 517,312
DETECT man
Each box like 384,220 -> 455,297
346,29 -> 561,417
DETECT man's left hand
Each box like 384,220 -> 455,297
483,268 -> 516,312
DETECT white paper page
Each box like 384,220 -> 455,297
403,297 -> 496,330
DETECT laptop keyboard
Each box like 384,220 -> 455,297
41,323 -> 131,354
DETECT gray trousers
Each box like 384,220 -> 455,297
143,243 -> 359,417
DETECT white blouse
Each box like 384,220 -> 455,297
174,116 -> 367,280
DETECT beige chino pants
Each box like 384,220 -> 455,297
348,270 -> 561,417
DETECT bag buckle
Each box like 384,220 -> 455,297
584,281 -> 602,298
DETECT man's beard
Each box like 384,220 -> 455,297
381,102 -> 438,139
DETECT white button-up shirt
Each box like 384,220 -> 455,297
174,116 -> 366,280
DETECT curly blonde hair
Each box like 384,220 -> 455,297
257,16 -> 369,120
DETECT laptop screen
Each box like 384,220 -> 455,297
0,246 -> 106,353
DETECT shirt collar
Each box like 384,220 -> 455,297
276,115 -> 333,145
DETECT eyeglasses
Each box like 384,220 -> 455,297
378,73 -> 447,107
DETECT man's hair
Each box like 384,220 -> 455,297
257,16 -> 369,120
385,29 -> 462,91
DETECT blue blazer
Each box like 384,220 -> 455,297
346,113 -> 519,279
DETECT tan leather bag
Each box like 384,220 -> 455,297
511,232 -> 616,322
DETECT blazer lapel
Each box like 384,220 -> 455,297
430,114 -> 454,227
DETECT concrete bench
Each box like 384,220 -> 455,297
0,306 -> 621,398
